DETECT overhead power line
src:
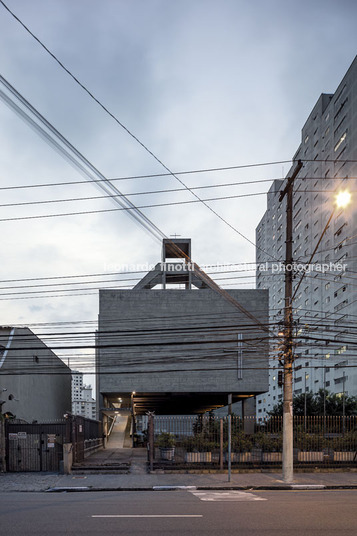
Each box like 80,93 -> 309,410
0,172 -> 355,193
0,3 -> 278,261
0,74 -> 275,336
0,192 -> 269,222
0,75 -> 165,241
2,184 -> 356,209
0,169 -> 288,192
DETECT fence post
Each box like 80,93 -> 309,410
220,418 -> 223,471
71,416 -> 77,463
227,414 -> 231,481
148,412 -> 154,472
0,417 -> 6,473
228,393 -> 232,482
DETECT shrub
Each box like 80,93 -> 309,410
156,432 -> 175,448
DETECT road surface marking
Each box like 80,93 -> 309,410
189,490 -> 267,502
92,515 -> 203,518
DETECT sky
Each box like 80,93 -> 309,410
0,0 -> 356,381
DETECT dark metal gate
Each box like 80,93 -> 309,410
5,422 -> 68,472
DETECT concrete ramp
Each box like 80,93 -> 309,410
71,416 -> 132,473
107,416 -> 129,448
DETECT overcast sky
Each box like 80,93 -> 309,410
0,0 -> 356,376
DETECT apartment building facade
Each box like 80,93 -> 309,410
256,57 -> 357,419
71,371 -> 96,420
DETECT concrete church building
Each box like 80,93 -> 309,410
96,239 -> 269,421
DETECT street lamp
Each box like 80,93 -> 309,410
335,190 -> 351,209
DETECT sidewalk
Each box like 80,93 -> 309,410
1,436 -> 356,492
1,468 -> 356,493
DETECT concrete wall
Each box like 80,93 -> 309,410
0,327 -> 71,422
97,288 -> 269,396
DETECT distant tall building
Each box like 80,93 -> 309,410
256,57 -> 357,419
71,371 -> 96,420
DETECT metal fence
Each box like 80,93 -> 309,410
5,421 -> 68,472
150,415 -> 357,467
5,415 -> 103,471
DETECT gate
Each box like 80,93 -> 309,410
6,422 -> 68,472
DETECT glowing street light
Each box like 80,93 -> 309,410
335,190 -> 351,209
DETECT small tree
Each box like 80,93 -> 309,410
268,389 -> 357,417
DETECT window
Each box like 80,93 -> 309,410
335,239 -> 347,253
338,360 -> 348,367
334,132 -> 347,152
334,97 -> 348,121
334,286 -> 347,298
334,299 -> 348,312
334,115 -> 346,137
334,84 -> 346,105
294,196 -> 301,208
335,376 -> 347,385
294,220 -> 302,232
337,252 -> 348,263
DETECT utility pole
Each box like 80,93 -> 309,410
342,371 -> 346,435
0,400 -> 6,472
227,393 -> 232,482
279,160 -> 302,483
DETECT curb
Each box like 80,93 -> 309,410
45,484 -> 357,493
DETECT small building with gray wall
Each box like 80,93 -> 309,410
0,326 -> 71,422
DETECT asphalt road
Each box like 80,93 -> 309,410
0,489 -> 356,535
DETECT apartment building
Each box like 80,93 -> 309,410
71,371 -> 96,420
256,57 -> 357,419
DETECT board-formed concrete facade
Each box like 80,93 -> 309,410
96,285 -> 269,415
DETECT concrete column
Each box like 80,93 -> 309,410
63,443 -> 73,475
243,397 -> 256,435
103,414 -> 108,448
0,417 -> 6,472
